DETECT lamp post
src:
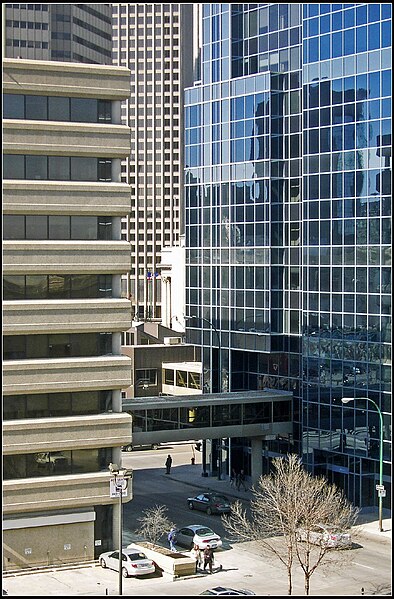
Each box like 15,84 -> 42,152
341,397 -> 384,532
109,463 -> 132,595
186,314 -> 223,479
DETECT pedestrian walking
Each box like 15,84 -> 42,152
191,543 -> 202,571
230,468 -> 237,488
237,469 -> 247,491
203,544 -> 214,574
165,454 -> 173,474
168,527 -> 177,552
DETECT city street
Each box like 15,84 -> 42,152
121,441 -> 244,547
3,443 -> 391,596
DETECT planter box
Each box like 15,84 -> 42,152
128,542 -> 196,577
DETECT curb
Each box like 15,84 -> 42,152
164,473 -> 252,502
3,561 -> 99,578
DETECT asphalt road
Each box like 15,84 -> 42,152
3,443 -> 391,596
121,442 -> 243,548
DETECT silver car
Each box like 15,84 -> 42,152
297,524 -> 352,549
174,525 -> 223,550
99,547 -> 156,577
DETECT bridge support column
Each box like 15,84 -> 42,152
251,437 -> 263,485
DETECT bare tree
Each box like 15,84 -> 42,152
222,454 -> 359,596
135,504 -> 175,546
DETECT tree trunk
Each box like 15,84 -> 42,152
287,543 -> 293,595
304,573 -> 310,596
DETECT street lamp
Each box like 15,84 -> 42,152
109,463 -> 133,595
341,397 -> 384,532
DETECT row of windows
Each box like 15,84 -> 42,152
3,447 -> 112,480
4,215 -> 113,241
6,19 -> 48,28
5,4 -> 49,10
3,94 -> 112,122
303,218 -> 390,246
305,71 -> 392,107
303,4 -> 391,21
304,294 -> 390,317
133,400 -> 292,432
3,274 -> 113,301
3,390 -> 113,420
306,266 -> 391,294
305,121 -> 391,152
305,101 -> 391,128
163,368 -> 202,390
305,170 -> 391,200
304,21 -> 391,63
72,34 -> 112,58
72,16 -> 112,41
4,155 -> 112,182
304,196 -> 390,218
305,346 -> 389,374
3,333 -> 112,361
231,4 -> 300,37
6,39 -> 49,48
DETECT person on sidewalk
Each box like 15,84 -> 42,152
237,469 -> 247,491
165,454 -> 173,474
168,527 -> 177,552
191,543 -> 202,571
230,468 -> 237,488
203,545 -> 214,574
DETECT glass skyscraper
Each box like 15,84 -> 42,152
184,4 -> 391,510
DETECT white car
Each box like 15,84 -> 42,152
296,524 -> 352,549
99,547 -> 156,577
174,525 -> 223,550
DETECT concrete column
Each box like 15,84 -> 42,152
250,437 -> 263,485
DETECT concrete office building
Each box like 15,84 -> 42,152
184,4 -> 391,509
111,3 -> 196,322
3,3 -> 112,64
3,58 -> 133,569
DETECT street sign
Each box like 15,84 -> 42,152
378,489 -> 386,497
110,478 -> 128,498
376,484 -> 385,491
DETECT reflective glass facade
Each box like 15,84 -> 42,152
184,4 -> 391,509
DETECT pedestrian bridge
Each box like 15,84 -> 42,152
122,389 -> 293,446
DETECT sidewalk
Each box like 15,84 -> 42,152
167,463 -> 392,541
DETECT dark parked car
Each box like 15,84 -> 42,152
200,587 -> 256,596
187,492 -> 231,515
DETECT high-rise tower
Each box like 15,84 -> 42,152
184,3 -> 391,510
3,57 -> 133,569
112,3 -> 196,322
3,3 -> 112,64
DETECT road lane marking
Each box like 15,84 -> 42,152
353,562 -> 374,569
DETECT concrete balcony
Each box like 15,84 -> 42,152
3,58 -> 131,101
3,355 -> 132,395
3,299 -> 132,335
3,240 -> 131,275
3,412 -> 132,455
2,181 -> 131,216
3,120 -> 131,158
3,471 -> 132,516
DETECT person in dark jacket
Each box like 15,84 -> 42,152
203,545 -> 214,574
237,469 -> 247,491
165,454 -> 173,474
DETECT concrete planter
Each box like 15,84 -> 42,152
128,542 -> 196,578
